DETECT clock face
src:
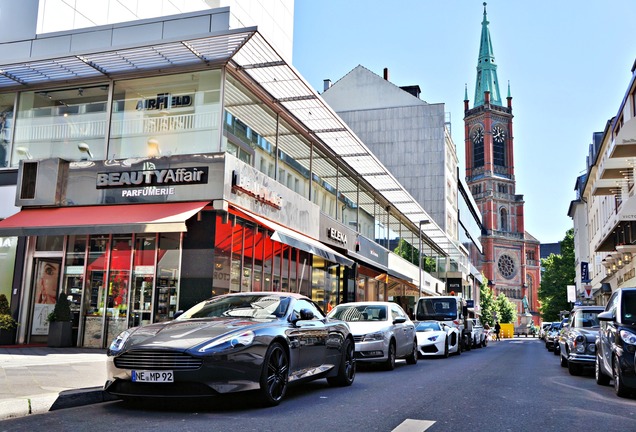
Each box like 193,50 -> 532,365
472,127 -> 484,144
493,125 -> 506,144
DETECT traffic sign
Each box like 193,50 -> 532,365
584,285 -> 593,299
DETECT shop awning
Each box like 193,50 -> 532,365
0,201 -> 210,236
233,208 -> 354,267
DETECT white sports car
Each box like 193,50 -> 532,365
415,320 -> 461,358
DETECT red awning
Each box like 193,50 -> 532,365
0,201 -> 210,236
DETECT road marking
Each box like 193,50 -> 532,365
391,419 -> 436,432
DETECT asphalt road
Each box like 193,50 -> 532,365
1,338 -> 634,432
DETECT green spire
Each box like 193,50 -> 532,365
473,2 -> 502,107
464,83 -> 468,101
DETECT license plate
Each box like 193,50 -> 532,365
132,370 -> 174,383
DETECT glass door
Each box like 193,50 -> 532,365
105,235 -> 132,346
82,236 -> 108,348
129,235 -> 156,328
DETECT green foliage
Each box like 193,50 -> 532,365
0,294 -> 17,330
393,239 -> 437,272
47,292 -> 72,322
479,276 -> 497,327
538,228 -> 574,321
495,293 -> 517,323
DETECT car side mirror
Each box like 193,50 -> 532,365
290,308 -> 315,324
393,317 -> 407,324
597,310 -> 614,321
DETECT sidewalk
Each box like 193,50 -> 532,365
0,345 -> 117,421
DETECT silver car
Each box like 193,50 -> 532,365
328,301 -> 418,370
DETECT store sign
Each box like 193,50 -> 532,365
136,93 -> 192,111
96,167 -> 208,189
327,227 -> 347,246
231,170 -> 283,209
581,262 -> 590,283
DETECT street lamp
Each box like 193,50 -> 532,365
418,220 -> 431,296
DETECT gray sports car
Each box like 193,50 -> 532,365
104,292 -> 355,406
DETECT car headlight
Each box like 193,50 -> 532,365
197,330 -> 255,353
108,330 -> 131,354
428,335 -> 439,342
620,329 -> 636,345
362,332 -> 384,342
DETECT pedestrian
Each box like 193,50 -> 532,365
494,321 -> 501,341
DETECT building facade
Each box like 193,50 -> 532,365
0,7 -> 449,347
572,60 -> 636,305
321,66 -> 485,311
463,4 -> 541,324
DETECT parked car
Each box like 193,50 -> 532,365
104,292 -> 356,406
328,301 -> 418,370
545,321 -> 563,351
539,322 -> 553,340
596,287 -> 636,397
414,320 -> 461,357
558,306 -> 604,375
414,296 -> 471,351
469,318 -> 487,348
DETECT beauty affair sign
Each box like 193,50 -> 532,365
96,166 -> 208,197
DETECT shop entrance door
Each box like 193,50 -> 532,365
29,258 -> 62,342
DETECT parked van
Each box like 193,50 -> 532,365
414,296 -> 471,351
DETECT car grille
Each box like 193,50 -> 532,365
114,350 -> 203,371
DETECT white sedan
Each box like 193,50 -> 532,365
327,301 -> 418,370
415,320 -> 461,358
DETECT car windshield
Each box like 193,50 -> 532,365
329,305 -> 387,322
177,294 -> 291,320
415,321 -> 441,332
572,310 -> 602,328
416,298 -> 458,321
622,290 -> 636,325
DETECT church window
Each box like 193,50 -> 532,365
499,207 -> 508,231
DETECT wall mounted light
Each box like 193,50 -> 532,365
147,138 -> 161,157
16,146 -> 32,159
78,142 -> 93,159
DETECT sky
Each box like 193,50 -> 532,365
291,0 -> 636,244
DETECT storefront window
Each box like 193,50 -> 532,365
83,235 -> 108,348
64,235 -> 86,344
109,70 -> 221,159
35,235 -> 64,252
129,235 -> 153,329
0,93 -> 15,168
0,236 -> 17,304
13,85 -> 108,165
107,235 -> 132,345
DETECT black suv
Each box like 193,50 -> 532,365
596,287 -> 636,397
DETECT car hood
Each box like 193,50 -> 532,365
416,330 -> 445,342
345,321 -> 391,335
124,318 -> 274,350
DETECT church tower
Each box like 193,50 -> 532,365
464,3 -> 541,324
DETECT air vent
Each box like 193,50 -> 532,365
20,162 -> 37,200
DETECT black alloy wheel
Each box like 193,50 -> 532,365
595,353 -> 610,386
443,338 -> 449,358
384,341 -> 396,371
406,339 -> 418,365
327,337 -> 356,387
259,342 -> 289,406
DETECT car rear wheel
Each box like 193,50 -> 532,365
481,336 -> 488,348
327,337 -> 355,387
405,339 -> 418,365
595,353 -> 610,386
614,355 -> 631,398
384,341 -> 396,371
259,342 -> 289,406
443,339 -> 449,358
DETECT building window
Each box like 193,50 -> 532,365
500,207 -> 508,231
109,69 -> 221,159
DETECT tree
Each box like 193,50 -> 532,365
495,293 -> 517,324
479,276 -> 497,327
538,228 -> 574,321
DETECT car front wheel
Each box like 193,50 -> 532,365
259,342 -> 289,406
384,341 -> 396,371
614,354 -> 631,398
